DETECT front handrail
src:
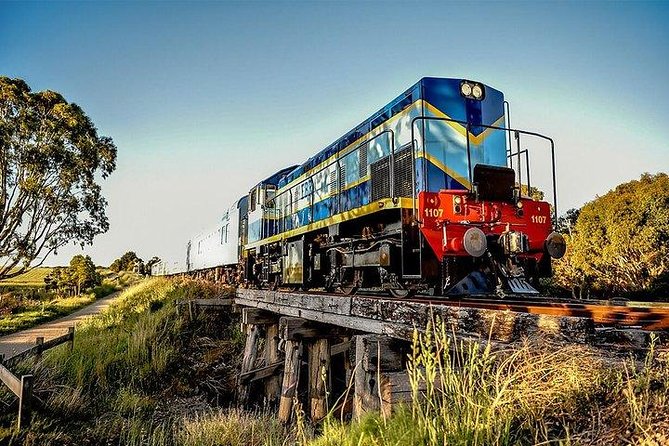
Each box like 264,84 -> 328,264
410,116 -> 558,228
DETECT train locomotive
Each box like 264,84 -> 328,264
157,77 -> 566,298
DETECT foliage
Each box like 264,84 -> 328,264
312,323 -> 669,446
110,251 -> 145,274
554,173 -> 669,297
45,255 -> 101,296
0,77 -> 117,280
0,277 -> 242,445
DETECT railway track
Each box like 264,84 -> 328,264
270,288 -> 669,331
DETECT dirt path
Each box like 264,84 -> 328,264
0,291 -> 122,359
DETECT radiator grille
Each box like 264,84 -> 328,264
370,146 -> 414,201
371,157 -> 391,201
393,146 -> 413,198
329,167 -> 338,195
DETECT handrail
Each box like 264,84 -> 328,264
507,148 -> 531,194
411,116 -> 558,228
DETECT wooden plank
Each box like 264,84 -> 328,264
280,317 -> 322,340
39,331 -> 72,351
278,339 -> 302,423
242,308 -> 278,325
0,363 -> 21,396
239,361 -> 284,383
330,340 -> 352,356
17,374 -> 33,430
238,324 -> 261,404
241,325 -> 261,373
360,336 -> 406,373
308,338 -> 330,420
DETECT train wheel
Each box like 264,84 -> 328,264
340,270 -> 362,295
387,288 -> 415,299
339,284 -> 358,295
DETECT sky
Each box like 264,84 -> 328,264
1,1 -> 668,267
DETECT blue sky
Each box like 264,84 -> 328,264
1,1 -> 668,266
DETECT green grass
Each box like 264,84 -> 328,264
0,267 -> 53,287
0,281 -> 121,336
0,294 -> 96,335
3,278 -> 668,445
0,277 -> 247,445
310,322 -> 669,446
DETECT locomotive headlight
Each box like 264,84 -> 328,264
460,82 -> 472,97
516,201 -> 523,209
463,227 -> 487,257
472,84 -> 484,99
454,196 -> 462,204
545,231 -> 567,259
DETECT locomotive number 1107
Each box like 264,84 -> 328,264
424,208 -> 444,218
531,215 -> 547,224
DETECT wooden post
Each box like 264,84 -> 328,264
188,300 -> 194,321
308,338 -> 330,420
35,337 -> 44,364
17,374 -> 33,430
264,323 -> 281,405
241,325 -> 261,373
353,335 -> 405,419
278,339 -> 302,423
68,326 -> 75,351
238,324 -> 261,404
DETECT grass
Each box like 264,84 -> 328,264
311,320 -> 669,446
2,278 -> 668,445
0,268 -> 137,336
0,282 -> 120,336
0,267 -> 53,287
0,277 -> 249,445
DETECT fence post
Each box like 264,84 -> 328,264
68,326 -> 75,351
35,337 -> 44,364
17,374 -> 33,430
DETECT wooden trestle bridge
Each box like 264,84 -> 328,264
182,289 -> 669,423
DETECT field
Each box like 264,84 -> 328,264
1,277 -> 667,446
0,268 -> 141,336
0,267 -> 53,288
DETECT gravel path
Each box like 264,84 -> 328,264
0,291 -> 122,359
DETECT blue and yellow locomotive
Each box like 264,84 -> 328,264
167,77 -> 565,297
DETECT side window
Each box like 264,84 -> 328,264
250,189 -> 257,212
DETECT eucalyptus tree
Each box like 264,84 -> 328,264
0,77 -> 117,279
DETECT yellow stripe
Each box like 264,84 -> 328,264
279,102 -> 422,191
279,99 -> 504,192
245,197 -> 413,250
423,102 -> 505,145
417,151 -> 471,189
